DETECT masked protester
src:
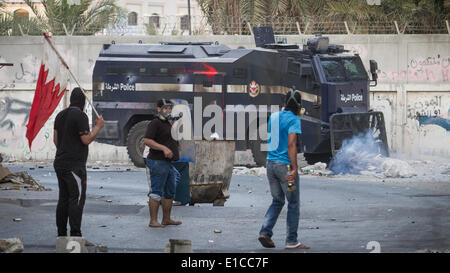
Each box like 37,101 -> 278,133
258,90 -> 310,250
144,99 -> 182,227
53,87 -> 104,239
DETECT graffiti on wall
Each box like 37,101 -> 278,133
343,42 -> 449,83
371,92 -> 449,155
0,54 -> 39,90
407,95 -> 450,131
378,55 -> 449,83
0,95 -> 58,160
0,97 -> 31,129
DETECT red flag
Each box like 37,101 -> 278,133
26,34 -> 69,149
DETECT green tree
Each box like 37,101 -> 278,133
144,22 -> 157,35
22,0 -> 126,35
197,0 -> 449,34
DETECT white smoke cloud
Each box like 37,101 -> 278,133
330,130 -> 416,178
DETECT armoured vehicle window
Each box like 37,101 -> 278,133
139,67 -> 185,76
320,59 -> 346,81
320,57 -> 367,82
106,67 -> 138,75
343,58 -> 367,80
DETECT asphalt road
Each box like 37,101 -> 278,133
0,163 -> 449,253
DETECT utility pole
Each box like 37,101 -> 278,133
188,0 -> 192,35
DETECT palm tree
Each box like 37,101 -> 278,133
0,1 -> 43,36
379,0 -> 450,33
0,13 -> 13,36
22,0 -> 126,35
197,0 -> 449,34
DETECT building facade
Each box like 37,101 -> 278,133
1,0 -> 208,35
117,0 -> 206,35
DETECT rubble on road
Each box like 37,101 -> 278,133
301,162 -> 333,176
233,163 -> 335,177
416,248 -> 450,253
232,166 -> 266,176
326,130 -> 424,179
0,163 -> 12,180
0,164 -> 47,191
249,167 -> 266,176
330,153 -> 417,179
96,244 -> 108,253
441,165 -> 450,175
382,158 -> 415,178
0,238 -> 24,253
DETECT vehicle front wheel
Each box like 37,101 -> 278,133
126,120 -> 150,168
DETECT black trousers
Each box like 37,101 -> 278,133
55,166 -> 87,237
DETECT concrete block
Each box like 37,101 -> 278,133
189,141 -> 235,205
0,238 -> 24,253
56,237 -> 88,253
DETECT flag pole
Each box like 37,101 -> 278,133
43,33 -> 100,118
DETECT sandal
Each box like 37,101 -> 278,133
258,234 -> 275,248
285,243 -> 310,249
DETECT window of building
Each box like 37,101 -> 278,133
180,15 -> 189,31
149,13 -> 160,28
14,9 -> 29,20
128,12 -> 138,26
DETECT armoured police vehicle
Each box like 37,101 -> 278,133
92,27 -> 388,168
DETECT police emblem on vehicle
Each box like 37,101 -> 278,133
248,80 -> 260,97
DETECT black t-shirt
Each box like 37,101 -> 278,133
145,118 -> 179,162
53,107 -> 90,168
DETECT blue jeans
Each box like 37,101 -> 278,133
144,158 -> 179,201
260,160 -> 300,245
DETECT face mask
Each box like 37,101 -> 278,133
158,107 -> 173,120
162,109 -> 172,119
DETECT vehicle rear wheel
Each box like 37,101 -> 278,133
126,120 -> 150,168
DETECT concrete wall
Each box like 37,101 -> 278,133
0,34 -> 449,162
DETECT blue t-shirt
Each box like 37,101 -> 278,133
267,110 -> 302,165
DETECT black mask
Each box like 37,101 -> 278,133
69,88 -> 86,111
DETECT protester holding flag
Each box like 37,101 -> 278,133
53,88 -> 104,237
26,33 -> 103,238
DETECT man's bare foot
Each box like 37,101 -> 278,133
149,221 -> 163,228
161,219 -> 182,226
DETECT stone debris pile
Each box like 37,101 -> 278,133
301,162 -> 333,176
232,156 -> 420,179
233,166 -> 267,176
0,164 -> 47,191
381,158 -> 416,178
0,238 -> 24,253
331,153 -> 416,178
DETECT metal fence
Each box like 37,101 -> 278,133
2,15 -> 449,36
204,16 -> 450,35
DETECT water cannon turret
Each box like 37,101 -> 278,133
306,35 -> 329,53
